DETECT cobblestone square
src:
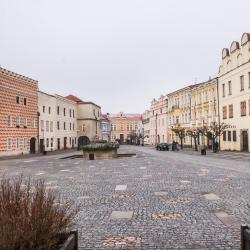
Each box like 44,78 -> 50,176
1,146 -> 250,249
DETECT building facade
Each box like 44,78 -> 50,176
142,110 -> 150,145
149,95 -> 168,145
100,114 -> 111,142
190,78 -> 219,148
167,86 -> 192,145
109,112 -> 142,144
218,33 -> 250,152
38,92 -> 77,152
66,95 -> 102,148
0,67 -> 38,157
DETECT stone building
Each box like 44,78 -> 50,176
218,33 -> 250,152
109,112 -> 142,144
38,91 -> 77,152
66,95 -> 102,148
149,95 -> 168,145
0,67 -> 38,157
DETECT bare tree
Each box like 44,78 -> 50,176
186,128 -> 200,151
203,122 -> 230,152
171,126 -> 186,149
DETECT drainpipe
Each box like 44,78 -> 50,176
216,77 -> 220,150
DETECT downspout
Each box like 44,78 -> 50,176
216,77 -> 221,150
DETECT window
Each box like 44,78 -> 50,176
64,108 -> 66,116
57,106 -> 60,115
46,138 -> 49,148
69,109 -> 71,117
45,121 -> 49,132
24,118 -> 28,128
228,131 -> 231,141
48,107 -> 51,114
57,121 -> 60,130
121,124 -> 124,131
51,138 -> 53,148
127,124 -> 129,131
41,120 -> 44,131
16,116 -> 20,127
240,101 -> 246,116
24,98 -> 27,105
16,138 -> 20,149
7,115 -> 12,127
82,124 -> 85,132
43,106 -> 45,113
70,122 -> 72,130
32,118 -> 36,128
222,84 -> 225,97
129,124 -> 133,131
222,106 -> 227,119
73,123 -> 75,130
16,96 -> 19,104
135,124 -> 138,130
70,137 -> 72,145
73,110 -> 75,118
64,122 -> 66,130
229,104 -> 233,118
249,100 -> 250,115
7,138 -> 12,150
240,75 -> 244,91
228,81 -> 232,95
223,131 -> 226,141
50,121 -> 53,132
233,131 -> 237,142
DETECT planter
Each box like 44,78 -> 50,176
58,231 -> 78,250
83,148 -> 117,160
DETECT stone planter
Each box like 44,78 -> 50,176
58,231 -> 78,250
83,148 -> 117,160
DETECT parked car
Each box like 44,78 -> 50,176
156,143 -> 169,151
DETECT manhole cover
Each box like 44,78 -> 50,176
164,199 -> 191,205
102,236 -> 141,247
152,212 -> 182,220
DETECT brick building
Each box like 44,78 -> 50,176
0,67 -> 38,157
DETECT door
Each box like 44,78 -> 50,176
120,134 -> 124,144
242,131 -> 249,152
40,139 -> 44,153
57,138 -> 60,150
30,138 -> 36,154
64,137 -> 67,149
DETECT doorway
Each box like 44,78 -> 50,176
120,134 -> 124,144
40,139 -> 44,153
30,137 -> 36,154
64,137 -> 67,150
242,130 -> 249,152
57,138 -> 60,150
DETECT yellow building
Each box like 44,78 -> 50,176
167,86 -> 193,146
110,112 -> 142,144
190,78 -> 219,148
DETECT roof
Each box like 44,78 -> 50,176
65,95 -> 101,108
109,113 -> 142,120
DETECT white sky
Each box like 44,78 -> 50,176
1,0 -> 250,113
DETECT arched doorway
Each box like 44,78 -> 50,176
30,137 -> 36,154
78,136 -> 90,150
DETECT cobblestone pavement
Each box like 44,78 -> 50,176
1,146 -> 250,249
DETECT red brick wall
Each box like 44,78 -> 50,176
0,68 -> 38,155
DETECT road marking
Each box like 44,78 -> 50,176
203,193 -> 220,201
23,160 -> 38,163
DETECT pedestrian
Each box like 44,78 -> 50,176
172,140 -> 176,151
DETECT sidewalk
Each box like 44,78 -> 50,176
0,148 -> 78,161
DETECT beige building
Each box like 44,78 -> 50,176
109,112 -> 142,144
148,95 -> 168,145
66,95 -> 102,147
142,110 -> 150,145
190,78 -> 219,148
167,86 -> 193,145
218,33 -> 250,152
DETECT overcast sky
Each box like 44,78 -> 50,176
1,0 -> 250,113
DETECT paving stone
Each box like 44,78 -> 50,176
154,191 -> 168,196
214,211 -> 238,228
203,193 -> 220,201
110,211 -> 133,220
115,184 -> 127,191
